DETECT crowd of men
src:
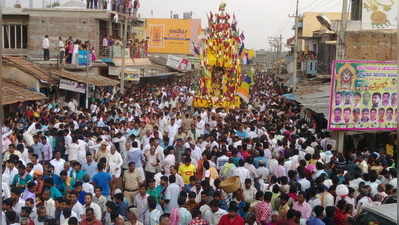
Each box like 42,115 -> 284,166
1,73 -> 397,225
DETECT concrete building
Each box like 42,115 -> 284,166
2,6 -> 143,58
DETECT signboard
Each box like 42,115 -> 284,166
328,60 -> 398,130
108,67 -> 140,76
125,73 -> 140,81
59,79 -> 86,94
166,55 -> 191,72
146,18 -> 201,54
362,0 -> 398,29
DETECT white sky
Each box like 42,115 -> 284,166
140,0 -> 344,50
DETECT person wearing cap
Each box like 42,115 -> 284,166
217,203 -> 244,225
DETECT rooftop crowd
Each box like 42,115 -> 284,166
1,73 -> 397,225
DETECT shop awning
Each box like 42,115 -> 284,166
1,80 -> 47,105
50,70 -> 119,87
3,56 -> 57,84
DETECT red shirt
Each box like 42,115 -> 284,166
218,214 -> 244,225
334,209 -> 348,225
80,219 -> 103,225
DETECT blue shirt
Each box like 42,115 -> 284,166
31,143 -> 44,158
92,171 -> 112,196
82,161 -> 98,179
307,217 -> 326,225
127,148 -> 144,168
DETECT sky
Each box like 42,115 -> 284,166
5,0 -> 344,50
139,0 -> 344,50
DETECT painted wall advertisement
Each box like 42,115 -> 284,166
146,18 -> 201,54
362,0 -> 398,29
59,79 -> 86,94
329,60 -> 398,130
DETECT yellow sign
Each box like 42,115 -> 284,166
146,18 -> 201,55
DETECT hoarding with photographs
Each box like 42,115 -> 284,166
329,60 -> 398,130
59,79 -> 86,94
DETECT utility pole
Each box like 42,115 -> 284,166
0,0 -> 4,222
293,0 -> 299,92
120,16 -> 128,95
336,0 -> 349,153
336,0 -> 348,59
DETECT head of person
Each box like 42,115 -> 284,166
244,178 -> 252,189
334,108 -> 342,121
297,192 -> 305,204
313,205 -> 324,218
159,213 -> 171,225
353,108 -> 360,122
128,162 -> 135,172
386,108 -> 393,120
335,92 -> 342,105
363,92 -> 370,105
391,93 -> 397,105
362,108 -> 369,120
227,202 -> 238,218
264,191 -> 273,203
84,193 -> 93,205
372,93 -> 381,105
343,108 -> 351,123
382,92 -> 390,104
94,186 -> 102,197
85,207 -> 96,221
378,108 -> 385,120
353,92 -> 361,105
148,196 -> 157,210
370,108 -> 377,121
18,164 -> 26,175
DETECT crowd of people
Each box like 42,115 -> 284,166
1,73 -> 397,225
42,35 -> 97,65
86,0 -> 140,16
101,36 -> 148,59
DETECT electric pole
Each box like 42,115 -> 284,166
0,0 -> 4,221
120,16 -> 128,95
268,36 -> 283,74
293,0 -> 299,92
119,11 -> 135,95
336,0 -> 348,60
336,0 -> 349,153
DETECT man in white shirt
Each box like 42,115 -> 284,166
84,193 -> 102,222
42,35 -> 50,61
58,36 -> 65,64
232,160 -> 251,185
50,151 -> 65,176
202,200 -> 227,225
298,172 -> 311,192
164,175 -> 181,213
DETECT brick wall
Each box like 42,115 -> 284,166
345,30 -> 397,61
25,9 -> 109,57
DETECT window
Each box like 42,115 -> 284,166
351,0 -> 363,21
2,24 -> 28,49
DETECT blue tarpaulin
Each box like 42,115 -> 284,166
282,93 -> 297,101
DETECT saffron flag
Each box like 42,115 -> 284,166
237,80 -> 250,103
